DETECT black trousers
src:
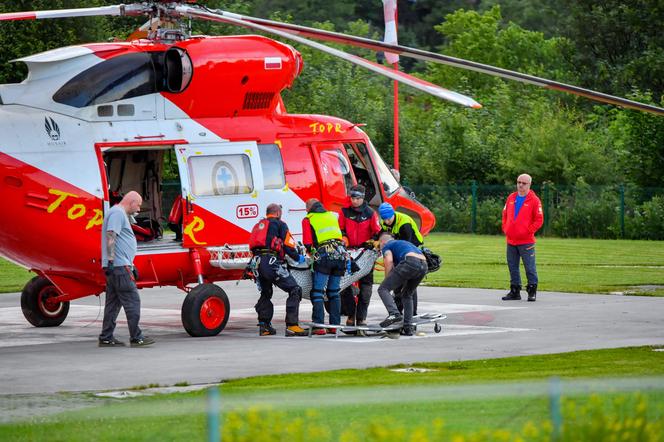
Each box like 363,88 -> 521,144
378,257 -> 427,326
254,255 -> 302,326
340,271 -> 374,322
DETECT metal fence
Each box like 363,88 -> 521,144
410,182 -> 664,240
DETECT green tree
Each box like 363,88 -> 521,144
427,6 -> 574,96
610,93 -> 664,187
500,100 -> 619,185
561,0 -> 664,102
0,0 -> 123,83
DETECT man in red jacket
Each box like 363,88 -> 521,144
501,174 -> 544,302
338,184 -> 381,327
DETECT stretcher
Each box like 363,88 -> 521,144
288,248 -> 379,299
303,312 -> 446,339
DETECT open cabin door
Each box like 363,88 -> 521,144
311,142 -> 356,213
175,142 -> 262,248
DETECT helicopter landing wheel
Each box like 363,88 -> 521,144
21,276 -> 70,327
181,283 -> 230,337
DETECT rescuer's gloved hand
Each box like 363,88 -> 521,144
363,240 -> 378,250
298,255 -> 306,265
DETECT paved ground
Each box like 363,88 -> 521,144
1,281 -> 663,396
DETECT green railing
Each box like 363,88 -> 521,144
410,182 -> 664,240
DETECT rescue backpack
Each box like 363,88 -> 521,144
420,246 -> 442,273
249,218 -> 285,258
249,218 -> 270,250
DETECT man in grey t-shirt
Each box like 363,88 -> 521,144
99,191 -> 154,347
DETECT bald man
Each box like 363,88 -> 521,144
99,191 -> 154,347
501,174 -> 544,302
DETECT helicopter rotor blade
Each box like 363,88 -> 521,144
207,9 -> 664,116
0,4 -> 146,22
174,5 -> 481,109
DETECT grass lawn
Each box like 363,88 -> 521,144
0,258 -> 32,294
2,233 -> 663,294
423,233 -> 664,294
1,347 -> 663,441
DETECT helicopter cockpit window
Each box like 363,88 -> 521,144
258,144 -> 285,190
53,52 -> 156,108
367,141 -> 400,196
187,154 -> 254,196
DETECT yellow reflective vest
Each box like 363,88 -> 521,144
381,212 -> 424,245
306,211 -> 342,244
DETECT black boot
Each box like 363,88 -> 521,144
258,322 -> 276,336
400,325 -> 415,336
502,284 -> 521,301
526,284 -> 537,302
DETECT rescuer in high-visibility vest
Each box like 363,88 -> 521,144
249,203 -> 308,337
302,198 -> 347,335
378,203 -> 424,247
378,202 -> 424,317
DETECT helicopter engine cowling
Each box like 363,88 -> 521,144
163,35 -> 302,119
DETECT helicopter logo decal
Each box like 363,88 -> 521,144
44,117 -> 61,141
212,161 -> 239,195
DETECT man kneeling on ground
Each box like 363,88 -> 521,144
377,232 -> 428,336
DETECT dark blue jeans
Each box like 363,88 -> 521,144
100,266 -> 143,341
506,243 -> 538,286
311,272 -> 341,325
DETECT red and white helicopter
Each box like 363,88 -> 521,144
1,1 -> 662,337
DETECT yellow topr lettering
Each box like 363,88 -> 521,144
309,122 -> 318,134
86,209 -> 104,230
326,123 -> 333,133
47,189 -> 78,213
67,204 -> 86,220
184,216 -> 207,245
335,123 -> 345,133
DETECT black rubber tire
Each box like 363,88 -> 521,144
181,283 -> 230,337
434,323 -> 442,334
21,276 -> 70,327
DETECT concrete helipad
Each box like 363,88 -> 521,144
1,281 -> 663,394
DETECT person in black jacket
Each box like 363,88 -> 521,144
250,203 -> 308,337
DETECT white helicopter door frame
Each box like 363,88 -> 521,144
174,142 -> 263,248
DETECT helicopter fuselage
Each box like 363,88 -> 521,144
0,34 -> 434,305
